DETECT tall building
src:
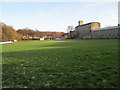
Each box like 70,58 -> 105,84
70,21 -> 120,39
74,21 -> 100,38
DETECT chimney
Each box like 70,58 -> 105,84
78,21 -> 83,26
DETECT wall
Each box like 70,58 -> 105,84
91,26 -> 120,38
91,22 -> 101,30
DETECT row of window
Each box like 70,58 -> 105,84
92,35 -> 119,38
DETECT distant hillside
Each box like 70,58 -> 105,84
0,22 -> 64,42
17,29 -> 64,40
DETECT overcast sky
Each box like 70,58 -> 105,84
0,1 -> 118,32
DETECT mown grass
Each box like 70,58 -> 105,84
2,39 -> 118,88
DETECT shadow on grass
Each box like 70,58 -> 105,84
2,47 -> 119,88
2,39 -> 119,88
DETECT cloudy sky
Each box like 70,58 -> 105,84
0,1 -> 119,32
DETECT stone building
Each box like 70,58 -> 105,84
70,21 -> 120,39
69,31 -> 76,39
74,21 -> 100,38
91,26 -> 120,38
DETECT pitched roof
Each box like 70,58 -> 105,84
75,22 -> 99,28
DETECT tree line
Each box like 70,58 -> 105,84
0,22 -> 64,42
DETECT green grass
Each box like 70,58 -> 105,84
2,39 -> 119,88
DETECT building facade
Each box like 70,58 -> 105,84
91,26 -> 119,38
70,21 -> 120,39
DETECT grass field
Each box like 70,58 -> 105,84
2,39 -> 118,88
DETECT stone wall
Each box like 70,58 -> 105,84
91,26 -> 120,38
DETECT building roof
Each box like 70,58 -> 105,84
75,22 -> 99,28
92,26 -> 120,31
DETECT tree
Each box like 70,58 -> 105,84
1,23 -> 21,42
67,26 -> 74,33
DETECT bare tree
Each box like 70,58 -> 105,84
67,26 -> 74,33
